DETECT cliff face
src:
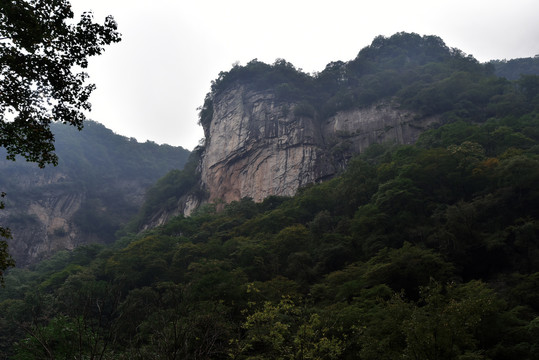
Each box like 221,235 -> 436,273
140,192 -> 202,230
0,121 -> 190,266
0,166 -> 147,266
2,174 -> 88,265
199,84 -> 438,203
323,103 -> 438,155
201,84 -> 326,203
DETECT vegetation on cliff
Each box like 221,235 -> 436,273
1,32 -> 539,358
2,83 -> 539,359
201,32 -> 539,131
124,147 -> 204,232
0,121 -> 190,263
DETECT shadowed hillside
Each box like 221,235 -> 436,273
0,121 -> 190,265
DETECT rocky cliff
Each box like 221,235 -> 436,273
127,34 -> 483,227
0,121 -> 190,266
1,170 -> 97,265
199,83 -> 438,203
0,167 -> 143,266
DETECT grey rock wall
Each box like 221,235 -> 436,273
0,169 -> 147,266
199,84 -> 439,203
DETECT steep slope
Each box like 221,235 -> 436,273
2,32 -> 539,358
0,121 -> 190,265
132,32 -> 539,228
2,101 -> 539,358
201,84 -> 437,203
196,32 -> 490,204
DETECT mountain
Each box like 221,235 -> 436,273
1,32 -> 539,359
199,82 -> 436,204
0,121 -> 190,265
138,32 -> 538,227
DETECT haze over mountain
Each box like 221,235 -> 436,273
0,121 -> 190,266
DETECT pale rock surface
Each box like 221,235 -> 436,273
0,169 -> 148,266
199,84 -> 438,203
201,85 -> 324,202
140,193 -> 203,230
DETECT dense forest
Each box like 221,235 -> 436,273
491,57 -> 539,80
1,33 -> 539,359
199,33 -> 539,130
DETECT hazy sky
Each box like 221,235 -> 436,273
68,0 -> 539,150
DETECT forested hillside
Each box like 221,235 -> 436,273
491,56 -> 539,80
145,32 -> 539,230
1,33 -> 539,359
201,32 -> 506,126
0,121 -> 190,265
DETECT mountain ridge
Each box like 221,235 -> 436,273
140,31 -> 539,223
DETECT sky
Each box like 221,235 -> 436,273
68,0 -> 539,151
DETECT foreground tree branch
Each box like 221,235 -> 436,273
0,0 -> 121,283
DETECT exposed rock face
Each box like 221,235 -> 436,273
201,85 -> 325,202
7,189 -> 85,264
323,103 -> 438,155
0,121 -> 191,266
140,193 -> 202,230
200,84 -> 438,203
0,168 -> 146,266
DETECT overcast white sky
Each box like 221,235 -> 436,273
69,0 -> 539,150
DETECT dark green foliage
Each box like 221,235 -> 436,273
52,121 -> 190,183
3,32 -> 539,358
210,58 -> 314,101
197,94 -> 214,130
3,104 -> 539,358
1,0 -> 120,284
200,32 -> 531,131
0,192 -> 14,285
126,148 -> 202,232
0,0 -> 121,167
491,57 -> 539,80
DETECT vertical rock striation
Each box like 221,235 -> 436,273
201,84 -> 324,203
199,83 -> 438,203
0,170 -> 143,266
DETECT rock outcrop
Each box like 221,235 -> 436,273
199,83 -> 438,203
3,178 -> 86,265
0,166 -> 146,266
201,84 -> 324,203
0,121 -> 190,266
140,192 -> 203,230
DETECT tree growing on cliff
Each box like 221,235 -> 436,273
0,0 -> 121,283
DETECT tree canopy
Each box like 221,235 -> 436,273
2,108 -> 539,357
0,0 -> 120,166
